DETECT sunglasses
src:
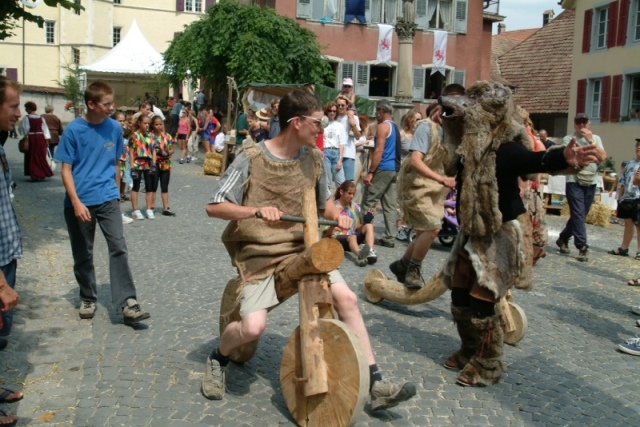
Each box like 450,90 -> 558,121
328,109 -> 337,113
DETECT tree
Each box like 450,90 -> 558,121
162,0 -> 333,90
56,63 -> 84,117
0,0 -> 83,41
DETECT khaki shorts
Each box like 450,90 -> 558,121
240,270 -> 345,318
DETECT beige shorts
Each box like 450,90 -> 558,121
240,270 -> 345,318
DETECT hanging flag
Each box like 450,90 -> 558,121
344,0 -> 366,23
431,30 -> 447,76
377,24 -> 393,65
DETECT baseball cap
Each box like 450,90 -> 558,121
342,78 -> 353,87
574,113 -> 589,122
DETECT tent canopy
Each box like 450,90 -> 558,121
81,20 -> 164,75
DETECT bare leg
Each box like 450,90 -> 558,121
131,191 -> 139,211
161,193 -> 169,211
330,281 -> 375,365
347,235 -> 360,255
219,309 -> 267,356
620,218 -> 635,250
363,223 -> 375,247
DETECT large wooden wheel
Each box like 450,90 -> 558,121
280,319 -> 370,427
497,301 -> 528,345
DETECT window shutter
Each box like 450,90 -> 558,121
412,67 -> 425,100
607,1 -> 618,49
577,79 -> 587,114
454,0 -> 468,34
600,75 -> 611,122
176,0 -> 184,12
617,0 -> 630,46
6,68 -> 18,82
582,9 -> 593,53
610,74 -> 623,122
452,69 -> 466,86
355,63 -> 369,97
415,0 -> 428,29
297,0 -> 312,18
341,62 -> 354,83
205,0 -> 215,11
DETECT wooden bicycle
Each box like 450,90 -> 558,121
218,188 -> 370,427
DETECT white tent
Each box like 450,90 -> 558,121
81,20 -> 164,74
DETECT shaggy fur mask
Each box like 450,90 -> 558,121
440,81 -> 531,237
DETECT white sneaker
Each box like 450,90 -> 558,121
146,209 -> 156,220
122,213 -> 134,224
132,210 -> 144,220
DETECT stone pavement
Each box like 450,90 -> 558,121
0,139 -> 638,426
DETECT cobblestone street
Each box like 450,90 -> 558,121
0,139 -> 638,426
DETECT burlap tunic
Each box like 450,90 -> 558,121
221,140 -> 323,285
397,119 -> 450,231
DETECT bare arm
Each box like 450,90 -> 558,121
409,150 -> 455,188
61,162 -> 91,222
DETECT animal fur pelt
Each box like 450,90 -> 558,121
441,81 -> 531,237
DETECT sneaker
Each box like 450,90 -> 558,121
395,227 -> 409,242
632,306 -> 640,316
79,300 -> 97,319
357,244 -> 371,267
618,337 -> 640,356
556,238 -> 570,254
186,156 -> 191,163
122,298 -> 150,325
637,319 -> 640,327
132,210 -> 144,220
191,156 -> 198,161
367,248 -> 378,265
389,259 -> 408,283
577,246 -> 589,262
202,357 -> 226,400
376,238 -> 395,248
122,213 -> 134,225
404,264 -> 425,290
179,158 -> 185,164
370,379 -> 416,411
146,209 -> 156,220
162,209 -> 176,217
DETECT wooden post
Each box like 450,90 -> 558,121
299,187 -> 330,397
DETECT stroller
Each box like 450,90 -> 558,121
406,189 -> 459,247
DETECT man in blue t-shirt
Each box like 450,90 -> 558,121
170,95 -> 183,136
55,81 -> 150,326
361,99 -> 400,248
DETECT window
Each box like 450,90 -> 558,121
113,27 -> 121,47
297,0 -> 345,21
416,0 -> 467,33
45,21 -> 55,44
366,0 -> 400,25
74,0 -> 81,15
185,0 -> 203,12
113,0 -> 121,4
412,67 -> 465,100
590,79 -> 602,119
595,7 -> 608,49
339,61 -> 396,98
72,48 -> 80,65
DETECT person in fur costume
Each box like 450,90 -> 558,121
438,81 -> 604,387
203,90 -> 416,409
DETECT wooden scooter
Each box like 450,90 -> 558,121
362,270 -> 527,345
218,188 -> 370,427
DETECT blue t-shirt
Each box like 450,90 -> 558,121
378,119 -> 397,171
55,117 -> 123,208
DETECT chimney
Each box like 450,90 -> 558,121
498,23 -> 506,34
543,10 -> 555,26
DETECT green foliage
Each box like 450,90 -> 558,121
598,156 -> 616,172
162,0 -> 333,89
0,0 -> 83,40
56,64 -> 84,117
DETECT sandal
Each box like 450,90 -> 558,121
607,247 -> 629,256
635,252 -> 640,260
628,278 -> 640,286
0,388 -> 23,404
0,409 -> 17,427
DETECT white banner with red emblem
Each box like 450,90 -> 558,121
431,30 -> 447,76
376,24 -> 393,65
